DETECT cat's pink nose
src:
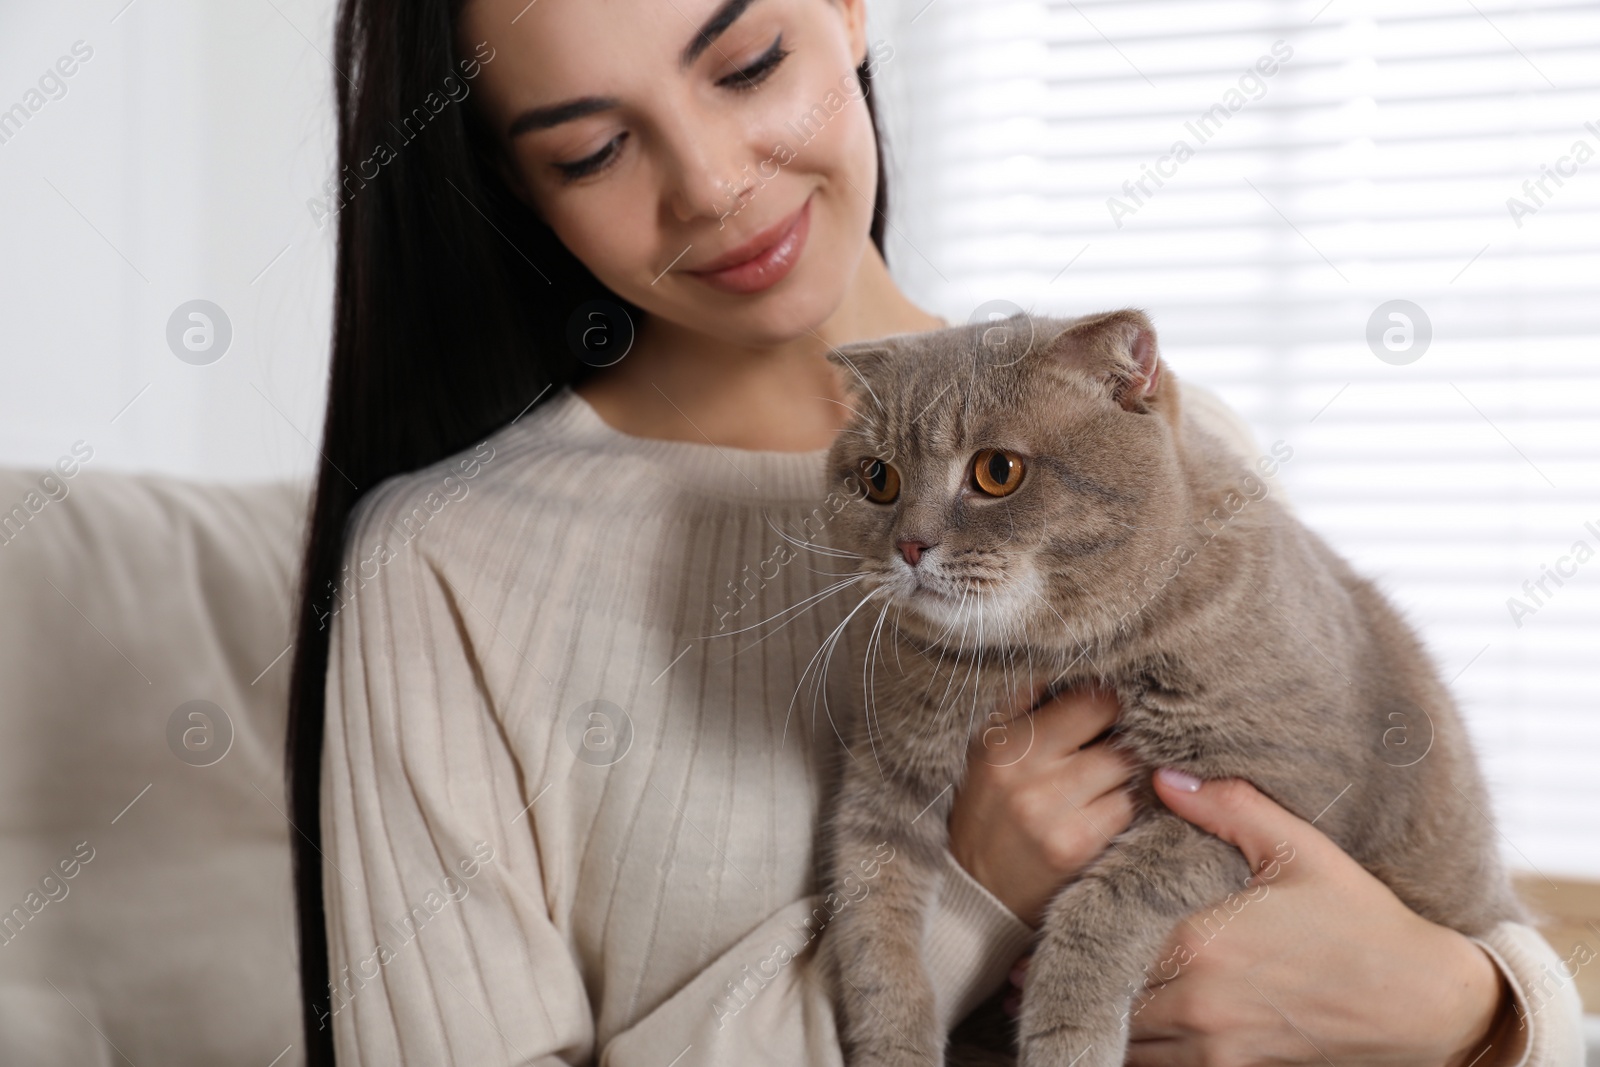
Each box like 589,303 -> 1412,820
897,539 -> 933,567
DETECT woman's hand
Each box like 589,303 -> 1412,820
946,684 -> 1138,928
1008,770 -> 1523,1066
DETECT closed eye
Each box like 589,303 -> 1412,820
554,133 -> 628,182
716,33 -> 789,90
551,33 -> 788,182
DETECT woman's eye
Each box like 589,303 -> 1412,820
716,34 -> 790,91
554,133 -> 627,182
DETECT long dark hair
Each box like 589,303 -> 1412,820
285,1 -> 891,1060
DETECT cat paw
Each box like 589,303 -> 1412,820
846,1044 -> 945,1067
1017,1023 -> 1122,1067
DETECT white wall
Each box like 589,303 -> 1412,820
1,0 -> 338,484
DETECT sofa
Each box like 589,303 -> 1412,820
0,467 -> 308,1065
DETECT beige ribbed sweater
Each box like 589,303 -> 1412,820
320,382 -> 1584,1066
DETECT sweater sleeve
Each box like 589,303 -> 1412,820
321,492 -> 597,1064
1470,921 -> 1586,1067
925,850 -> 1038,1031
319,486 -> 1034,1065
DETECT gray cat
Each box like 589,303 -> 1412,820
813,310 -> 1521,1067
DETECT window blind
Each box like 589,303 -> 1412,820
879,0 -> 1600,877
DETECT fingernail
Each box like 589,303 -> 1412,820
1157,767 -> 1202,793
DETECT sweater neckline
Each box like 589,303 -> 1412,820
542,383 -> 835,503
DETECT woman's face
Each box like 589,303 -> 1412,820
460,0 -> 882,347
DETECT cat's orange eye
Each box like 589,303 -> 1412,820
855,458 -> 900,504
971,449 -> 1025,497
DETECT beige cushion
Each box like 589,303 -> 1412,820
0,468 -> 309,1065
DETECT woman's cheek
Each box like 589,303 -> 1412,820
791,79 -> 877,215
779,62 -> 875,183
809,103 -> 878,259
546,180 -> 663,294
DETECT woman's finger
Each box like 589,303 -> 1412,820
1007,954 -> 1030,995
1124,1037 -> 1202,1067
1152,770 -> 1318,878
1035,782 -> 1136,880
1055,742 -> 1140,806
1079,778 -> 1137,837
1026,685 -> 1121,755
973,685 -> 1119,770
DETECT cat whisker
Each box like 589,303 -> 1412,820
924,587 -> 979,750
961,588 -> 991,742
918,586 -> 964,674
787,596 -> 853,751
832,424 -> 879,442
1011,620 -> 1043,724
816,587 -> 897,756
891,602 -> 907,673
996,497 -> 1018,547
860,596 -> 895,780
787,543 -> 867,564
827,419 -> 895,452
784,583 -> 887,751
712,571 -> 866,640
856,594 -> 919,758
909,583 -> 1004,752
760,511 -> 866,561
992,638 -> 1017,757
812,601 -> 864,756
707,573 -> 867,651
906,593 -> 963,750
988,634 -> 1042,766
803,566 -> 879,580
1026,585 -> 1097,681
808,393 -> 870,424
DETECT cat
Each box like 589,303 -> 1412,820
812,309 -> 1522,1067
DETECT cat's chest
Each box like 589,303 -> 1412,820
1101,664 -> 1282,781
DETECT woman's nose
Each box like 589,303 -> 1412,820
659,114 -> 757,224
667,156 -> 748,224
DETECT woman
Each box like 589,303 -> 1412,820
285,0 -> 1585,1062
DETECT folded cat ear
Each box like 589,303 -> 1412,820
824,342 -> 893,394
824,342 -> 891,370
1045,309 -> 1163,412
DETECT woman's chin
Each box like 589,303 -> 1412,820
676,272 -> 852,347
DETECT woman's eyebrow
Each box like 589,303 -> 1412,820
681,0 -> 761,69
510,96 -> 621,137
508,0 -> 762,138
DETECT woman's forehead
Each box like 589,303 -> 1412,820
463,0 -> 783,72
459,0 -> 795,126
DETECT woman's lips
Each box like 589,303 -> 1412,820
685,196 -> 812,295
